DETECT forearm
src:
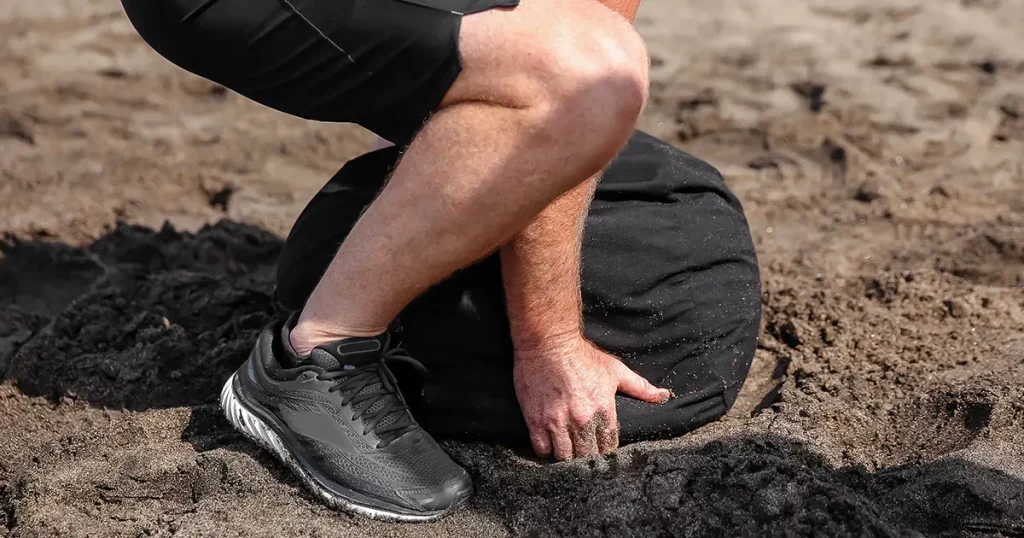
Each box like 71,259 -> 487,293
501,177 -> 597,350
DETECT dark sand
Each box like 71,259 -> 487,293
2,0 -> 1023,536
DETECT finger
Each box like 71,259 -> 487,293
550,427 -> 574,461
529,427 -> 553,459
615,362 -> 672,404
594,408 -> 619,454
570,419 -> 599,458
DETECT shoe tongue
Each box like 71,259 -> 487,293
309,335 -> 388,370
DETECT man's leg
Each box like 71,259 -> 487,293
290,0 -> 649,353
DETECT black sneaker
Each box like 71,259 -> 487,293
220,319 -> 472,522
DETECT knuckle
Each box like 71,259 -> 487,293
527,415 -> 549,429
570,408 -> 593,426
537,410 -> 561,426
546,414 -> 567,429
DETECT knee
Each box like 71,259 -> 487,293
529,21 -> 649,148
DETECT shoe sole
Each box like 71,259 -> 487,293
219,373 -> 465,523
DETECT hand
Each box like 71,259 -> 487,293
512,334 -> 672,460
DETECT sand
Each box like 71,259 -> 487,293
1,0 -> 1023,536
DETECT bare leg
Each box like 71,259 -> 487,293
291,0 -> 648,354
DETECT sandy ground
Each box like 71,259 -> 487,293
2,0 -> 1023,536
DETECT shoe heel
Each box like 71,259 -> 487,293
220,373 -> 289,461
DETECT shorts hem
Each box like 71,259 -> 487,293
385,12 -> 464,146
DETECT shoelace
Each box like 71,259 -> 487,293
316,346 -> 417,447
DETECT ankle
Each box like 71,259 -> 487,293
289,317 -> 386,357
289,321 -> 350,357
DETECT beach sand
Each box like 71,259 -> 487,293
1,0 -> 1023,535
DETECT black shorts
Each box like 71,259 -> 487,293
275,131 -> 763,444
120,0 -> 518,145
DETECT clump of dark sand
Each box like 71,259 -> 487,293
463,435 -> 1024,537
5,221 -> 280,409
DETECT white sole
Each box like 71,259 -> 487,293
219,373 -> 448,523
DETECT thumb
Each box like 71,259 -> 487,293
615,361 -> 672,404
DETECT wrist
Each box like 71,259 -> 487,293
511,328 -> 586,360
